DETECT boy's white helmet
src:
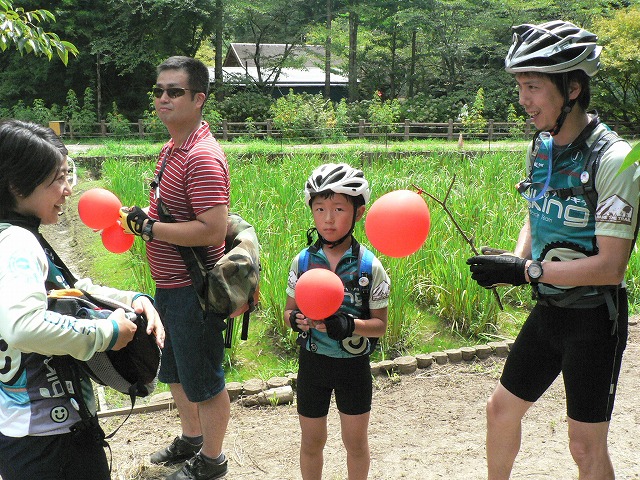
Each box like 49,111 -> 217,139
304,163 -> 370,206
505,20 -> 601,77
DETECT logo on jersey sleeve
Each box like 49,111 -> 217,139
371,279 -> 390,302
596,195 -> 633,225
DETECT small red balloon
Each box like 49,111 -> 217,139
295,269 -> 344,320
365,189 -> 430,257
101,221 -> 134,253
78,188 -> 122,230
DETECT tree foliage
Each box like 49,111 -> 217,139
592,5 -> 640,124
0,0 -> 639,128
0,0 -> 77,64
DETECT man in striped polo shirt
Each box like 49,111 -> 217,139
121,56 -> 230,480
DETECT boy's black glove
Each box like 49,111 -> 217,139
466,255 -> 527,288
289,310 -> 304,334
324,312 -> 355,340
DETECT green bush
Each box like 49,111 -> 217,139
70,88 -> 97,135
141,91 -> 167,140
269,90 -> 343,140
63,89 -> 79,123
367,93 -> 401,134
218,90 -> 273,122
203,101 -> 222,133
106,102 -> 132,138
402,93 -> 461,123
11,99 -> 52,125
507,103 -> 526,139
460,87 -> 487,135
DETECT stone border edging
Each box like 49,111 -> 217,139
218,339 -> 516,407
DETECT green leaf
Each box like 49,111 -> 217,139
618,142 -> 640,174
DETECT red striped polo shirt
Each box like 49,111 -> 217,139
146,122 -> 230,288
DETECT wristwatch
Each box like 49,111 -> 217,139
141,220 -> 155,242
527,260 -> 543,284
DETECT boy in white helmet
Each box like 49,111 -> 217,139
467,21 -> 638,479
285,163 -> 390,480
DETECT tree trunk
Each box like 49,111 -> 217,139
408,29 -> 416,98
390,26 -> 397,98
214,0 -> 224,102
348,2 -> 359,102
324,0 -> 332,99
96,53 -> 102,121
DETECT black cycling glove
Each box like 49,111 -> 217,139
289,309 -> 304,334
324,312 -> 356,340
466,255 -> 527,288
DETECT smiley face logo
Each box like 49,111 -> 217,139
50,406 -> 69,423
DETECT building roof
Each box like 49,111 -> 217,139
224,43 -> 334,69
214,66 -> 348,87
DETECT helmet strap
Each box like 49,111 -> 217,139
306,209 -> 358,249
550,73 -> 575,136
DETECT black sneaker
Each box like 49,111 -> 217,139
166,453 -> 228,480
150,436 -> 203,466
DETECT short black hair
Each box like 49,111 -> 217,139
309,190 -> 364,209
549,70 -> 591,110
157,56 -> 210,100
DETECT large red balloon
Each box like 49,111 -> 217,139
295,269 -> 344,320
78,188 -> 122,230
101,221 -> 134,253
365,189 -> 430,257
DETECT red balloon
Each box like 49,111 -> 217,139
295,269 -> 344,320
101,221 -> 134,253
365,189 -> 430,257
78,188 -> 122,230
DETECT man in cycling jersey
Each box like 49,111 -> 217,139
467,20 -> 638,480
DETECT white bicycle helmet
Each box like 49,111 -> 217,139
304,163 -> 370,206
505,20 -> 601,77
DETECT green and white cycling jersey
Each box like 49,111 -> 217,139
286,241 -> 390,358
526,117 -> 637,296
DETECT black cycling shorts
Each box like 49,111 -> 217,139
0,424 -> 109,480
500,289 -> 628,423
296,347 -> 372,418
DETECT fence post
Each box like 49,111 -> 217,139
267,119 -> 272,139
404,119 -> 410,141
447,119 -> 453,141
359,119 -> 365,138
138,119 -> 144,139
525,118 -> 532,137
488,119 -> 494,142
222,119 -> 228,141
100,120 -> 107,137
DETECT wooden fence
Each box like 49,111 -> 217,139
56,117 -> 639,142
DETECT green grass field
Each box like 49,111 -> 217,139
74,140 -> 640,383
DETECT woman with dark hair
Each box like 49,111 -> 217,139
0,119 -> 164,480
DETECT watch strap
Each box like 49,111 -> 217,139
141,219 -> 155,242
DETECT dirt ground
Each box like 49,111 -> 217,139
43,176 -> 640,480
100,326 -> 640,480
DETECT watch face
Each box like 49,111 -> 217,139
529,263 -> 542,279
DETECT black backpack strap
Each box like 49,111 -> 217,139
47,355 -> 111,451
551,131 -> 624,211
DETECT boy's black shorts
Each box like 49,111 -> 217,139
500,289 -> 628,423
296,347 -> 372,418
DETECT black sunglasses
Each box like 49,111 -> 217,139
152,87 -> 195,99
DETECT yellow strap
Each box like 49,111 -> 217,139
47,288 -> 84,298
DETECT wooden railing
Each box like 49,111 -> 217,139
55,118 -> 640,141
